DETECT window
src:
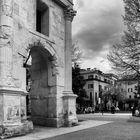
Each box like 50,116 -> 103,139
88,75 -> 93,79
128,88 -> 129,92
95,92 -> 98,102
131,88 -> 133,92
95,75 -> 98,79
104,78 -> 107,82
128,82 -> 131,85
99,85 -> 102,92
129,95 -> 131,99
90,92 -> 92,100
36,0 -> 49,36
88,84 -> 93,89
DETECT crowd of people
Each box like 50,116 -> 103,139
76,104 -> 119,114
131,104 -> 140,117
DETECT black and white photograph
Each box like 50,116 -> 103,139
0,0 -> 140,140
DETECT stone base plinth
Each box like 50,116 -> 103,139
0,121 -> 33,139
63,93 -> 78,127
0,88 -> 33,139
31,116 -> 64,128
64,115 -> 78,127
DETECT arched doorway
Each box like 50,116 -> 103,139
25,44 -> 57,126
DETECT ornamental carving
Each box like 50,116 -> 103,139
0,0 -> 13,17
64,6 -> 76,21
0,26 -> 13,47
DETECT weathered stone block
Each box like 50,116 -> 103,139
0,120 -> 33,139
0,0 -> 77,139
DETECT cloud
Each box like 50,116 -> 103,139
76,0 -> 84,8
72,0 -> 124,72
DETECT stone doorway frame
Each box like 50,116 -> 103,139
24,40 -> 63,127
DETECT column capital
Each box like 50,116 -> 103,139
64,7 -> 76,21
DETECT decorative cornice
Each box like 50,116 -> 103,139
52,0 -> 73,8
52,0 -> 76,21
64,7 -> 76,21
0,87 -> 27,95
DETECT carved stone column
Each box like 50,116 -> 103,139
0,0 -> 13,87
63,7 -> 78,126
0,1 -> 33,138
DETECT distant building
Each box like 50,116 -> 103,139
117,75 -> 137,99
80,68 -> 118,107
117,74 -> 139,110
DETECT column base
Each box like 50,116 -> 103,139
63,92 -> 78,127
0,120 -> 33,139
0,87 -> 33,138
31,116 -> 64,128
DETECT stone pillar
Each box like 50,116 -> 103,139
0,0 -> 33,138
0,0 -> 13,87
63,7 -> 78,126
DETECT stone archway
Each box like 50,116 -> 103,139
30,46 -> 52,125
0,0 -> 78,138
25,42 -> 60,126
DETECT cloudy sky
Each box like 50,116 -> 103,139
72,0 -> 125,73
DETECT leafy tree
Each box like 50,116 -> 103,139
102,84 -> 127,110
72,63 -> 87,107
72,41 -> 82,66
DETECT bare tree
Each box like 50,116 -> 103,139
108,0 -> 140,76
108,0 -> 140,101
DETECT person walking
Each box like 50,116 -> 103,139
131,104 -> 135,116
111,104 -> 115,114
101,104 -> 104,115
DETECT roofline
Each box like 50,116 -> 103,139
117,79 -> 138,82
85,78 -> 114,85
80,71 -> 118,79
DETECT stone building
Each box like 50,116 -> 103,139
0,0 -> 77,138
117,74 -> 139,110
117,75 -> 137,99
80,68 -> 117,107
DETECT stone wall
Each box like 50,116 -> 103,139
12,0 -> 65,91
0,0 -> 77,138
